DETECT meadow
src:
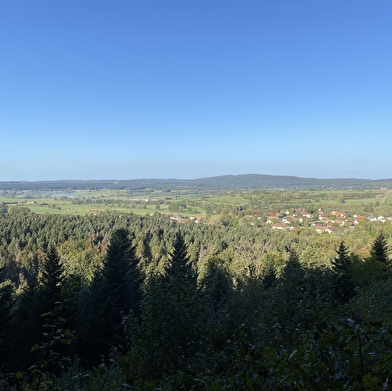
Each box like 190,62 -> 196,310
1,187 -> 391,221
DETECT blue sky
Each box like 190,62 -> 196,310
1,1 -> 391,181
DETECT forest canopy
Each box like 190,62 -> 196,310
0,185 -> 392,390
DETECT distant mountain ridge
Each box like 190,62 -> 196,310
1,174 -> 392,191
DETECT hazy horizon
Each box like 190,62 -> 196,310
2,173 -> 392,183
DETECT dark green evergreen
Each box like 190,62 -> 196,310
262,262 -> 277,289
282,249 -> 305,283
0,280 -> 14,370
139,232 -> 203,380
161,232 -> 198,296
36,245 -> 65,315
331,241 -> 356,305
200,257 -> 232,315
264,249 -> 309,348
77,228 -> 142,368
9,246 -> 69,373
9,273 -> 39,372
2,206 -> 392,389
370,232 -> 390,278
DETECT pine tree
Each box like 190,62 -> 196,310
140,232 -> 203,378
331,241 -> 356,305
281,249 -> 305,283
370,233 -> 390,278
159,232 -> 200,352
161,232 -> 197,296
36,245 -> 65,316
10,272 -> 39,371
262,262 -> 277,290
0,280 -> 14,369
266,249 -> 308,347
199,257 -> 232,315
10,246 -> 71,373
77,228 -> 142,368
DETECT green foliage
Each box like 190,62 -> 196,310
26,305 -> 74,386
206,324 -> 268,390
0,280 -> 15,368
76,228 -> 143,368
135,233 -> 205,381
37,246 -> 65,311
331,242 -> 356,305
2,200 -> 392,389
351,253 -> 386,288
199,256 -> 233,316
370,233 -> 389,264
264,315 -> 392,390
369,232 -> 390,279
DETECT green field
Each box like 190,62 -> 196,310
1,188 -> 392,220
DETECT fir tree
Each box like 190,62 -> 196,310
0,280 -> 14,370
159,232 -> 200,352
36,245 -> 65,316
199,257 -> 232,315
268,249 -> 308,347
10,246 -> 71,373
331,241 -> 356,305
140,232 -> 203,378
281,249 -> 305,283
262,262 -> 277,290
370,232 -> 390,278
370,233 -> 389,263
161,232 -> 197,296
9,272 -> 39,371
77,228 -> 142,368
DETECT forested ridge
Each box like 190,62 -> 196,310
1,205 -> 392,390
2,174 -> 392,192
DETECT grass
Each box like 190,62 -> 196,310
207,194 -> 248,204
2,188 -> 390,217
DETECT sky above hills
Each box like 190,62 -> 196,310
1,1 -> 391,181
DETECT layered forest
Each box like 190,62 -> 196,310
1,204 -> 392,390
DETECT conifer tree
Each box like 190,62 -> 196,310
36,245 -> 65,316
140,232 -> 203,378
159,233 -> 200,352
10,272 -> 39,371
77,228 -> 142,368
370,233 -> 390,278
266,249 -> 309,347
370,233 -> 389,263
262,262 -> 277,290
331,241 -> 356,305
0,280 -> 14,369
161,232 -> 197,296
33,246 -> 73,373
199,257 -> 232,315
281,249 -> 305,283
10,246 -> 70,373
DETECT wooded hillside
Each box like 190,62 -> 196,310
0,205 -> 392,390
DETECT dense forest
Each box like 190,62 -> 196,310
1,204 -> 392,390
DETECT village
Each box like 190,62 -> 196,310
266,208 -> 392,233
169,207 -> 392,234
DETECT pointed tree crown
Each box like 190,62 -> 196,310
162,232 -> 197,293
370,233 -> 389,264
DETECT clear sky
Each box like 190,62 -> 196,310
1,1 -> 391,181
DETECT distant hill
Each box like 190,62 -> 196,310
1,174 -> 392,191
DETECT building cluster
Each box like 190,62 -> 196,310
266,208 -> 392,233
170,215 -> 203,224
